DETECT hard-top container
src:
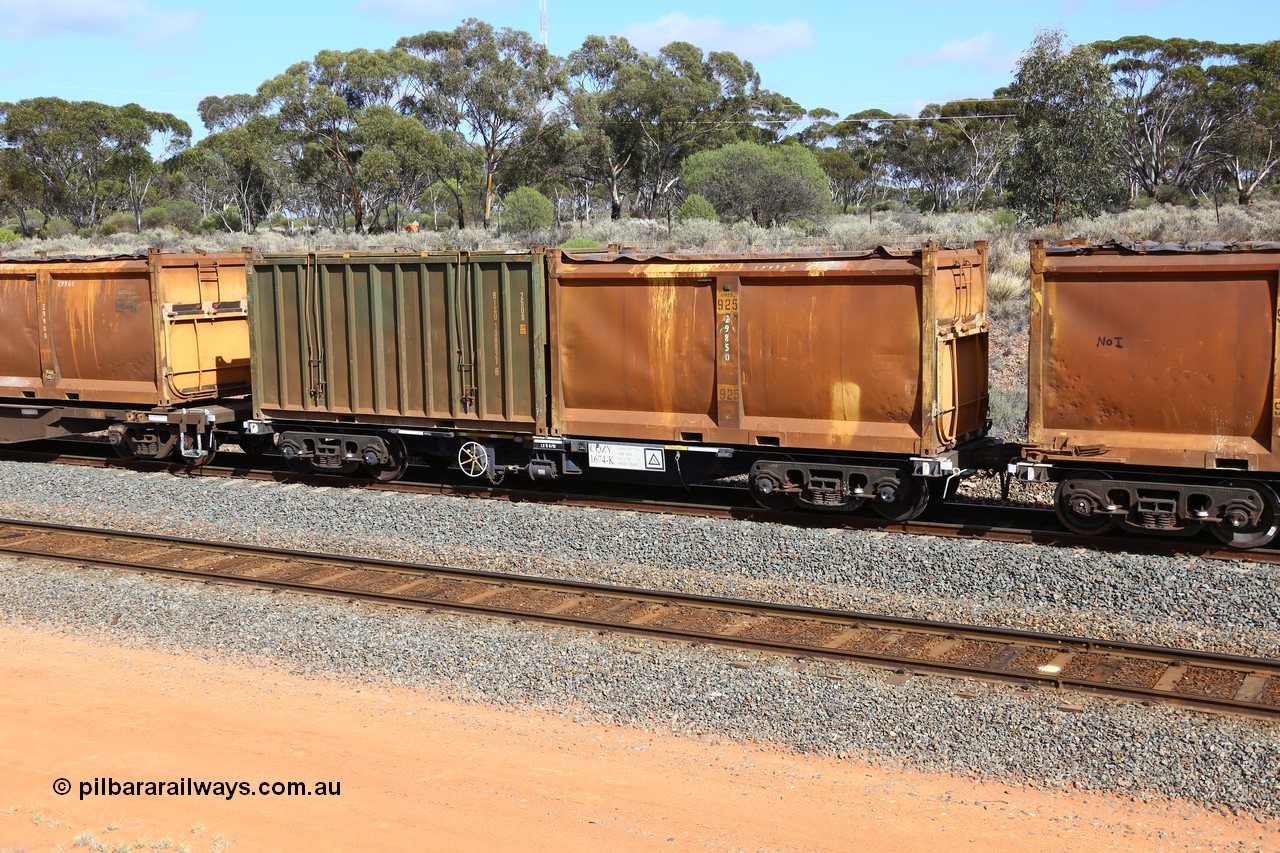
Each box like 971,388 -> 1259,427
248,251 -> 548,433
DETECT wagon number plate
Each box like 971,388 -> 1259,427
587,442 -> 666,472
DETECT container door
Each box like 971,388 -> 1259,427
459,256 -> 544,426
0,271 -> 41,396
936,332 -> 989,444
931,246 -> 989,447
159,255 -> 250,402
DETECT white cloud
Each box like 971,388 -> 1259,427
0,0 -> 200,45
904,32 -> 1019,75
137,9 -> 203,45
354,0 -> 516,25
146,65 -> 190,80
0,60 -> 40,78
0,0 -> 144,37
619,13 -> 816,59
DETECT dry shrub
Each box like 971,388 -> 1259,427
987,269 -> 1027,305
1061,201 -> 1280,244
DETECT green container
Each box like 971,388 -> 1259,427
248,251 -> 548,434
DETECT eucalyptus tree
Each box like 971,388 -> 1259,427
881,106 -> 967,211
357,105 -> 448,230
624,41 -> 765,217
934,98 -> 1016,211
250,47 -> 416,232
564,34 -> 646,220
0,145 -> 51,235
0,97 -> 188,228
565,36 -> 782,220
172,116 -> 279,232
1212,41 -> 1280,204
1091,36 -> 1251,198
1005,29 -> 1122,224
115,103 -> 191,231
681,140 -> 828,225
749,93 -> 808,144
398,19 -> 563,229
799,109 -> 895,216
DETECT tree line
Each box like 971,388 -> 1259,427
1,23 -> 1277,238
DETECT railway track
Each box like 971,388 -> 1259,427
3,440 -> 1278,565
1,518 -> 1277,720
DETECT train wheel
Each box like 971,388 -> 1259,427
457,441 -> 490,478
749,472 -> 797,511
367,435 -> 408,483
279,440 -> 313,475
107,426 -> 135,460
1210,480 -> 1279,550
1054,471 -> 1116,536
239,434 -> 275,456
872,476 -> 930,522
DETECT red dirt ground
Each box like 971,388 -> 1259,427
0,623 -> 1276,852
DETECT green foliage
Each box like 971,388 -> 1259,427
44,218 -> 74,238
162,199 -> 202,232
98,211 -> 136,236
1088,36 -> 1278,200
3,23 -> 1277,231
989,208 -> 1019,228
501,186 -> 554,233
399,19 -> 563,228
676,194 -> 717,222
0,97 -> 189,229
141,205 -> 169,229
0,227 -> 19,243
1005,29 -> 1123,225
560,236 -> 601,248
200,206 -> 242,233
565,34 -> 765,220
682,141 -> 829,226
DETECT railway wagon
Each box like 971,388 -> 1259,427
1011,239 -> 1280,548
0,249 -> 252,463
244,249 -> 548,481
545,243 -> 990,518
244,243 -> 990,520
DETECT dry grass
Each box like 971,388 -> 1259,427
5,201 -> 1278,259
986,269 -> 1027,304
5,201 -> 1278,445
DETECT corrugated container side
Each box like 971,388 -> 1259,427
0,251 -> 249,406
1028,241 -> 1280,470
547,244 -> 988,455
249,252 -> 547,432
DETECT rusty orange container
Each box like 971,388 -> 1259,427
1028,240 -> 1280,472
546,243 -> 989,456
0,250 -> 250,406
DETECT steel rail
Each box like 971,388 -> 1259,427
1,518 -> 1277,721
2,442 -> 1278,565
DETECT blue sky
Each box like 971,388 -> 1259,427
0,0 -> 1274,139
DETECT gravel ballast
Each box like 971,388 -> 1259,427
1,459 -> 1276,657
2,559 -> 1278,817
2,458 -> 1279,814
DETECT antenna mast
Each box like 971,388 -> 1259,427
539,0 -> 548,48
